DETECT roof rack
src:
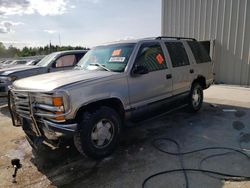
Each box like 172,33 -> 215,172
156,36 -> 196,41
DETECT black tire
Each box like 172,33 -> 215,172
74,106 -> 122,159
188,83 -> 203,112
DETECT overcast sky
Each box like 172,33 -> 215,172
0,0 -> 161,48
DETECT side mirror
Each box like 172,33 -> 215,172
132,65 -> 149,75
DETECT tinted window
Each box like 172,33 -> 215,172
187,41 -> 211,63
165,42 -> 190,67
135,42 -> 167,72
55,54 -> 76,68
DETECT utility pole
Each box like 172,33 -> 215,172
49,40 -> 52,53
58,33 -> 61,46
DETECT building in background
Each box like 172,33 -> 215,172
162,0 -> 250,86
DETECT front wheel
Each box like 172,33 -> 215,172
74,106 -> 122,159
188,83 -> 203,112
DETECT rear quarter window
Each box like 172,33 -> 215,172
187,41 -> 211,63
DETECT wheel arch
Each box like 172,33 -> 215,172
74,98 -> 125,122
192,75 -> 206,89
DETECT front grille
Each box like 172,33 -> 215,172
11,91 -> 31,118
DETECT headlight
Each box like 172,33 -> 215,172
34,93 -> 69,122
35,96 -> 53,105
35,95 -> 64,105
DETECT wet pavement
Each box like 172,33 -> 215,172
0,85 -> 250,188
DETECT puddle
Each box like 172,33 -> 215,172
232,121 -> 245,131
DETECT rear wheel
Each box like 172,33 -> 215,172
74,106 -> 122,159
188,83 -> 203,112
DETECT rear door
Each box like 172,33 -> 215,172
165,41 -> 193,95
128,41 -> 173,108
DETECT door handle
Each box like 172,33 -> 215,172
166,74 -> 172,79
190,69 -> 194,73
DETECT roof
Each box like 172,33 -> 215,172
99,36 -> 196,46
51,50 -> 88,55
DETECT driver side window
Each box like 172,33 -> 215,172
134,42 -> 167,72
55,54 -> 76,68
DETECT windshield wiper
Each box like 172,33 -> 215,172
89,63 -> 111,72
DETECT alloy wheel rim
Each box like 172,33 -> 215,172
91,119 -> 115,149
192,88 -> 201,108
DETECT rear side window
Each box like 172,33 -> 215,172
187,41 -> 211,63
135,42 -> 167,72
165,42 -> 190,67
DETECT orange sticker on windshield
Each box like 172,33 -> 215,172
156,54 -> 164,64
112,49 -> 121,56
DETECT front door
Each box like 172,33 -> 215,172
128,41 -> 173,109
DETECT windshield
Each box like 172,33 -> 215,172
76,43 -> 135,72
36,53 -> 57,67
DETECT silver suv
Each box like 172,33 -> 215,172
9,37 -> 214,159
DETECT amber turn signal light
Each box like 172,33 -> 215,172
54,111 -> 65,121
52,97 -> 63,106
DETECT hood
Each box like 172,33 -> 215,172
13,70 -> 119,91
0,65 -> 41,76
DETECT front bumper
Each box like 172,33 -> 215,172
43,120 -> 77,137
22,118 -> 78,148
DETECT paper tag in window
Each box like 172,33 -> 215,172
112,49 -> 121,56
156,54 -> 164,64
109,57 -> 126,62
